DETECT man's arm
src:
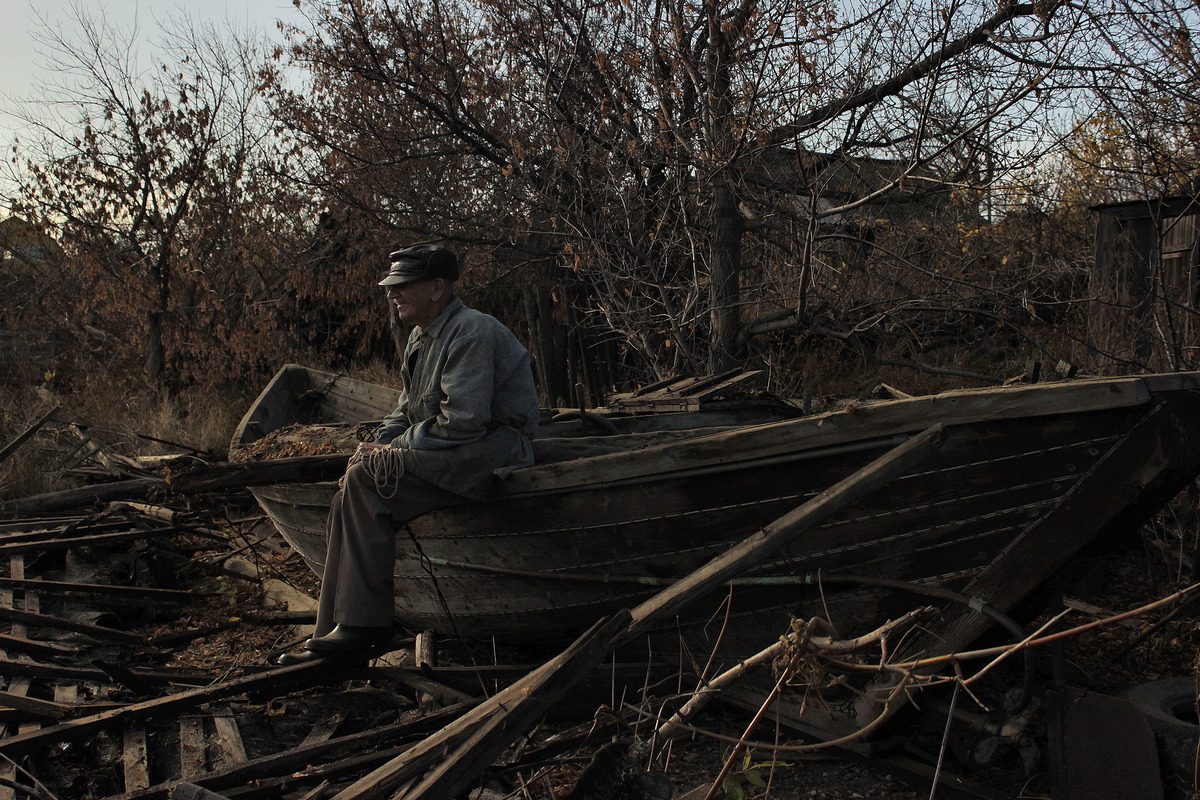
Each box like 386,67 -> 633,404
374,392 -> 412,445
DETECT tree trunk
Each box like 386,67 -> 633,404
146,309 -> 165,389
705,1 -> 743,374
709,180 -> 743,373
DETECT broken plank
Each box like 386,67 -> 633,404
0,633 -> 79,660
298,713 -> 347,749
169,783 -> 233,800
356,668 -> 475,706
112,703 -> 472,800
397,614 -> 631,800
0,691 -> 68,721
0,605 -> 144,644
0,577 -> 209,602
0,650 -> 377,758
0,527 -> 184,556
122,722 -> 151,793
179,716 -> 207,779
2,454 -> 350,516
0,657 -> 207,685
209,705 -> 246,766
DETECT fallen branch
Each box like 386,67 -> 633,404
0,406 -> 59,467
653,608 -> 932,744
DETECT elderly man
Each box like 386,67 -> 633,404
278,244 -> 540,665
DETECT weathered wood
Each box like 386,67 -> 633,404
170,784 -> 233,800
69,424 -> 156,478
413,630 -> 436,669
0,656 -> 206,684
502,377 -> 1152,494
0,406 -> 59,467
210,705 -> 247,766
122,722 -> 150,793
2,454 -> 349,516
93,661 -> 165,699
338,427 -> 946,800
0,528 -> 182,556
112,703 -> 471,800
0,577 -> 207,601
298,713 -> 347,749
334,614 -> 632,800
179,716 -> 207,779
0,679 -> 30,800
0,605 -> 144,644
0,633 -> 78,659
363,668 -> 475,706
0,650 -> 378,758
0,690 -> 68,720
626,424 -> 946,632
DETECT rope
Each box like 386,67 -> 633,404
360,446 -> 408,499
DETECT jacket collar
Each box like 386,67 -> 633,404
417,296 -> 465,341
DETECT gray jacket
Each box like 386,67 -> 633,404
375,297 -> 539,499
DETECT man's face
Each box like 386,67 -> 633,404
385,279 -> 442,327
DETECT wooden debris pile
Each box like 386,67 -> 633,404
0,413 -> 1195,800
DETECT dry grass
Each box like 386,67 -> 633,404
0,369 -> 255,503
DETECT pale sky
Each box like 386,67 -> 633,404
0,0 -> 304,200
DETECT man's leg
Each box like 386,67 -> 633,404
310,461 -> 462,642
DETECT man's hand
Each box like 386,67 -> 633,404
349,440 -> 388,466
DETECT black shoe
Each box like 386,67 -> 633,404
303,624 -> 393,654
276,648 -> 329,666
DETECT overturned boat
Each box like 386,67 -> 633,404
232,365 -> 1200,735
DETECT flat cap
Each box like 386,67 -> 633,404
378,244 -> 460,286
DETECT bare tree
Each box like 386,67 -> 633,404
5,10 -> 311,389
279,0 -> 1200,391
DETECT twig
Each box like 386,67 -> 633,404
653,608 -> 929,744
928,679 -> 960,800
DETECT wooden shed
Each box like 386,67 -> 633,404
1089,196 -> 1200,371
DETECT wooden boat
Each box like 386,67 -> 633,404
232,365 -> 1200,736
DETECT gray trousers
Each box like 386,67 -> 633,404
313,461 -> 462,638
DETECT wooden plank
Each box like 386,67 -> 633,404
112,704 -> 471,800
7,556 -> 24,640
0,656 -> 208,684
209,705 -> 246,766
0,650 -> 382,758
396,614 -> 631,800
3,454 -> 350,516
298,712 -> 347,749
0,605 -> 144,644
179,716 -> 207,779
0,691 -> 67,720
501,377 -> 1153,494
335,614 -> 632,800
626,423 -> 946,631
123,722 -> 151,793
0,529 -> 183,556
0,678 -> 30,800
0,633 -> 78,660
0,577 -> 208,601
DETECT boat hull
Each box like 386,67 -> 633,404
242,372 -> 1200,651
